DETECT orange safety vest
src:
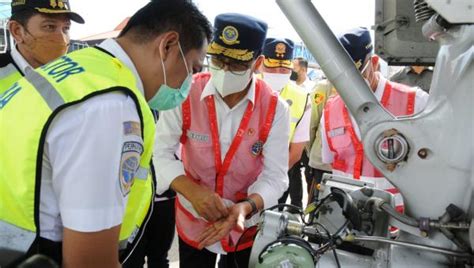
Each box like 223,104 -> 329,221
177,73 -> 278,252
324,80 -> 416,212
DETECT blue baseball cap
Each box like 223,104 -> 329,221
262,38 -> 295,69
207,13 -> 268,63
338,27 -> 373,71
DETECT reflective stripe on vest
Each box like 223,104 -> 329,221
0,48 -> 155,262
0,63 -> 23,95
0,63 -> 20,79
24,68 -> 65,110
279,83 -> 308,141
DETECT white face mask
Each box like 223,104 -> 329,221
262,72 -> 291,92
209,62 -> 253,97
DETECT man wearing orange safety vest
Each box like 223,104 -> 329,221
320,27 -> 429,213
154,13 -> 290,267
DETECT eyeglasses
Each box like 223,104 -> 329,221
209,56 -> 252,75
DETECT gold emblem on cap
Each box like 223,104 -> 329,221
355,60 -> 362,70
49,0 -> 65,8
12,0 -> 26,6
220,26 -> 240,46
275,43 -> 287,58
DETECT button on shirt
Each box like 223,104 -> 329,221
320,73 -> 430,165
39,38 -> 145,241
154,76 -> 290,208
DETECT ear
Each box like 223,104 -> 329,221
8,20 -> 26,44
156,31 -> 180,62
253,55 -> 265,73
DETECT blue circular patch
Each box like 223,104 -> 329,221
251,141 -> 264,157
222,26 -> 239,44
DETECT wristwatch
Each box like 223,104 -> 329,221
242,197 -> 258,219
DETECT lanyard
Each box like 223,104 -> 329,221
205,88 -> 259,196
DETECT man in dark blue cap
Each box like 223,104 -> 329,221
260,37 -> 311,209
154,13 -> 290,267
319,27 -> 429,214
0,0 -> 84,94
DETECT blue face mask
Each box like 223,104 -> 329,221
148,42 -> 192,111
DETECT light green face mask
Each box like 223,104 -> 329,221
148,42 -> 192,111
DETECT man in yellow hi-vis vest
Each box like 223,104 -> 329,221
260,38 -> 311,208
0,1 -> 212,267
0,0 -> 84,94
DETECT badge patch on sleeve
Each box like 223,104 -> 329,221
119,141 -> 143,196
314,92 -> 325,105
123,121 -> 141,137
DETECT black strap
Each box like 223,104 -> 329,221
25,237 -> 62,266
295,93 -> 310,129
93,46 -> 116,58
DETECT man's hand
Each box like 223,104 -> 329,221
197,201 -> 252,249
189,184 -> 229,222
171,175 -> 228,222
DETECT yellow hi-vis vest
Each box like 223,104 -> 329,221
279,83 -> 309,141
0,52 -> 24,95
0,47 -> 155,263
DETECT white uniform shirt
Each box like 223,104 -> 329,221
154,76 -> 290,206
291,103 -> 311,143
154,77 -> 290,253
293,76 -> 316,94
10,45 -> 33,74
320,73 -> 430,165
39,38 -> 145,241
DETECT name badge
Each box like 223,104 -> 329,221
187,130 -> 209,143
329,127 -> 345,138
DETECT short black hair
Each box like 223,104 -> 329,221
295,57 -> 308,69
119,0 -> 212,53
10,9 -> 38,26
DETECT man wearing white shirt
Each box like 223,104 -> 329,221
291,57 -> 316,93
260,37 -> 311,209
0,0 -> 84,94
0,1 -> 211,267
154,13 -> 289,268
319,27 -> 429,213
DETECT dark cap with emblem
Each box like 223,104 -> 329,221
11,0 -> 85,24
262,37 -> 295,69
207,13 -> 268,63
338,27 -> 372,71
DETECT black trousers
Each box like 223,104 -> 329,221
178,238 -> 251,268
306,168 -> 332,203
123,198 -> 176,268
278,162 -> 303,208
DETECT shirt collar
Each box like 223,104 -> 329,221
303,77 -> 311,86
373,72 -> 386,101
10,45 -> 33,74
200,74 -> 256,106
98,38 -> 145,95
